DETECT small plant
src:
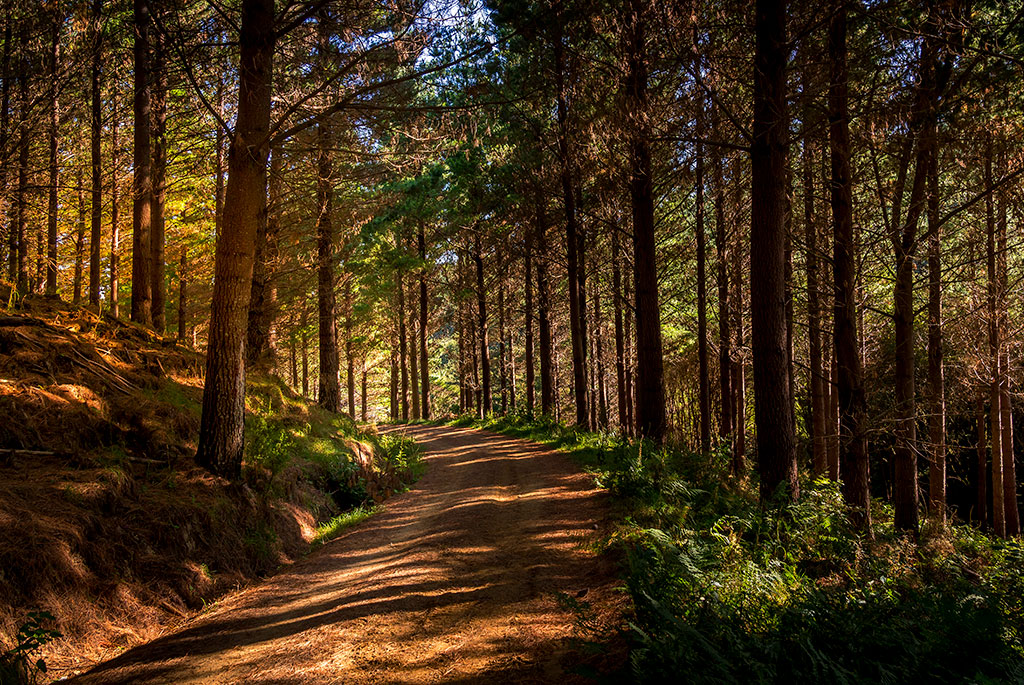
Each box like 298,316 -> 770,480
244,400 -> 294,493
0,611 -> 62,684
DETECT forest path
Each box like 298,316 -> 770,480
70,424 -> 620,684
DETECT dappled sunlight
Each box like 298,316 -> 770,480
72,424 -> 619,684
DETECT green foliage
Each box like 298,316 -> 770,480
376,433 -> 426,487
460,413 -> 1024,683
243,400 -> 295,493
0,611 -> 61,684
311,505 -> 380,548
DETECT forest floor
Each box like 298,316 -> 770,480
68,424 -> 625,684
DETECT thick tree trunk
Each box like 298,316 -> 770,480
316,125 -> 340,413
131,0 -> 153,325
625,0 -> 667,441
151,23 -> 167,331
247,146 -> 281,365
45,11 -> 60,297
418,224 -> 429,419
196,0 -> 274,478
751,0 -> 797,501
713,115 -> 732,446
475,233 -> 491,416
829,1 -> 870,528
346,278 -> 356,418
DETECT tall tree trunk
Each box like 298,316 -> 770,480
288,332 -> 297,388
410,280 -> 420,420
215,72 -> 225,237
301,311 -> 309,398
131,0 -> 153,325
316,124 -> 340,413
696,99 -> 710,453
536,190 -> 553,415
0,15 -> 10,282
89,0 -> 103,307
45,10 -> 60,297
110,102 -> 120,316
525,221 -> 535,414
595,283 -> 608,428
475,232 -> 491,416
177,249 -> 187,341
554,30 -> 588,429
13,23 -> 27,294
730,154 -> 746,473
247,145 -> 280,365
612,223 -> 628,432
803,72 -> 826,478
625,0 -> 666,441
151,21 -> 166,331
499,276 -> 507,415
389,329 -> 398,420
418,224 -> 429,419
195,0 -> 275,477
976,387 -> 988,527
985,137 -> 1004,536
926,130 -> 945,525
829,1 -> 870,528
398,270 -> 409,420
751,0 -> 797,501
73,169 -> 86,303
360,360 -> 367,422
346,278 -> 356,418
713,118 -> 732,446
997,165 -> 1018,536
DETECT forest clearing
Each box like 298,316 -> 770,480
3,0 -> 1024,681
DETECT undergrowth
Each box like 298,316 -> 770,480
454,411 -> 1024,683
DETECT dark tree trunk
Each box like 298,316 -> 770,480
985,137 -> 1004,537
288,332 -> 297,388
398,270 -> 409,420
499,276 -> 507,415
731,156 -> 746,472
110,103 -> 120,317
419,224 -> 429,419
475,233 -> 491,416
751,0 -> 797,501
554,32 -> 588,429
196,0 -> 274,478
131,0 -> 153,325
73,169 -> 86,303
612,224 -> 628,432
713,111 -> 732,446
316,124 -> 340,413
997,166 -> 1018,536
625,0 -> 667,441
389,330 -> 398,420
829,1 -> 870,528
151,22 -> 167,332
696,101 -> 710,453
926,129 -> 945,525
360,360 -> 367,422
410,276 -> 420,420
803,69 -> 826,478
525,221 -> 535,414
247,145 -> 280,365
45,10 -> 59,297
89,0 -> 102,307
346,278 -> 356,418
301,312 -> 309,398
0,16 -> 9,282
976,387 -> 987,527
215,73 -> 225,236
13,23 -> 27,294
536,190 -> 553,415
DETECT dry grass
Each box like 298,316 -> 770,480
0,297 -> 356,680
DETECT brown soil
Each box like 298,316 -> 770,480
69,424 -> 624,684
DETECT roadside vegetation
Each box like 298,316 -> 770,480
452,412 -> 1024,683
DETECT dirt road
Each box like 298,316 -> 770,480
70,425 -> 620,684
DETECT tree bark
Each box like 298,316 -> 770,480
997,164 -> 1018,536
247,145 -> 280,365
316,124 -> 340,413
89,0 -> 103,307
525,220 -> 535,414
926,128 -> 945,525
110,102 -> 120,317
696,98 -> 710,453
196,0 -> 274,478
45,9 -> 60,297
410,276 -> 420,420
13,23 -> 27,294
536,189 -> 553,415
151,21 -> 167,332
346,277 -> 356,418
418,224 -> 429,419
803,70 -> 826,478
751,0 -> 797,501
499,276 -> 507,414
713,113 -> 732,447
131,0 -> 153,325
829,1 -> 870,528
73,169 -> 86,303
177,249 -> 187,342
612,223 -> 628,433
625,0 -> 667,441
475,232 -> 491,416
398,269 -> 409,420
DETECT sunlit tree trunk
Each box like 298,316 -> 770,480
45,8 -> 60,297
196,0 -> 275,477
316,124 -> 340,413
536,189 -> 553,415
398,270 -> 408,420
110,103 -> 120,317
475,232 -> 491,416
73,168 -> 86,303
151,22 -> 167,332
696,97 -> 710,453
131,0 -> 153,325
177,249 -> 187,342
418,224 -> 429,419
89,0 -> 102,307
